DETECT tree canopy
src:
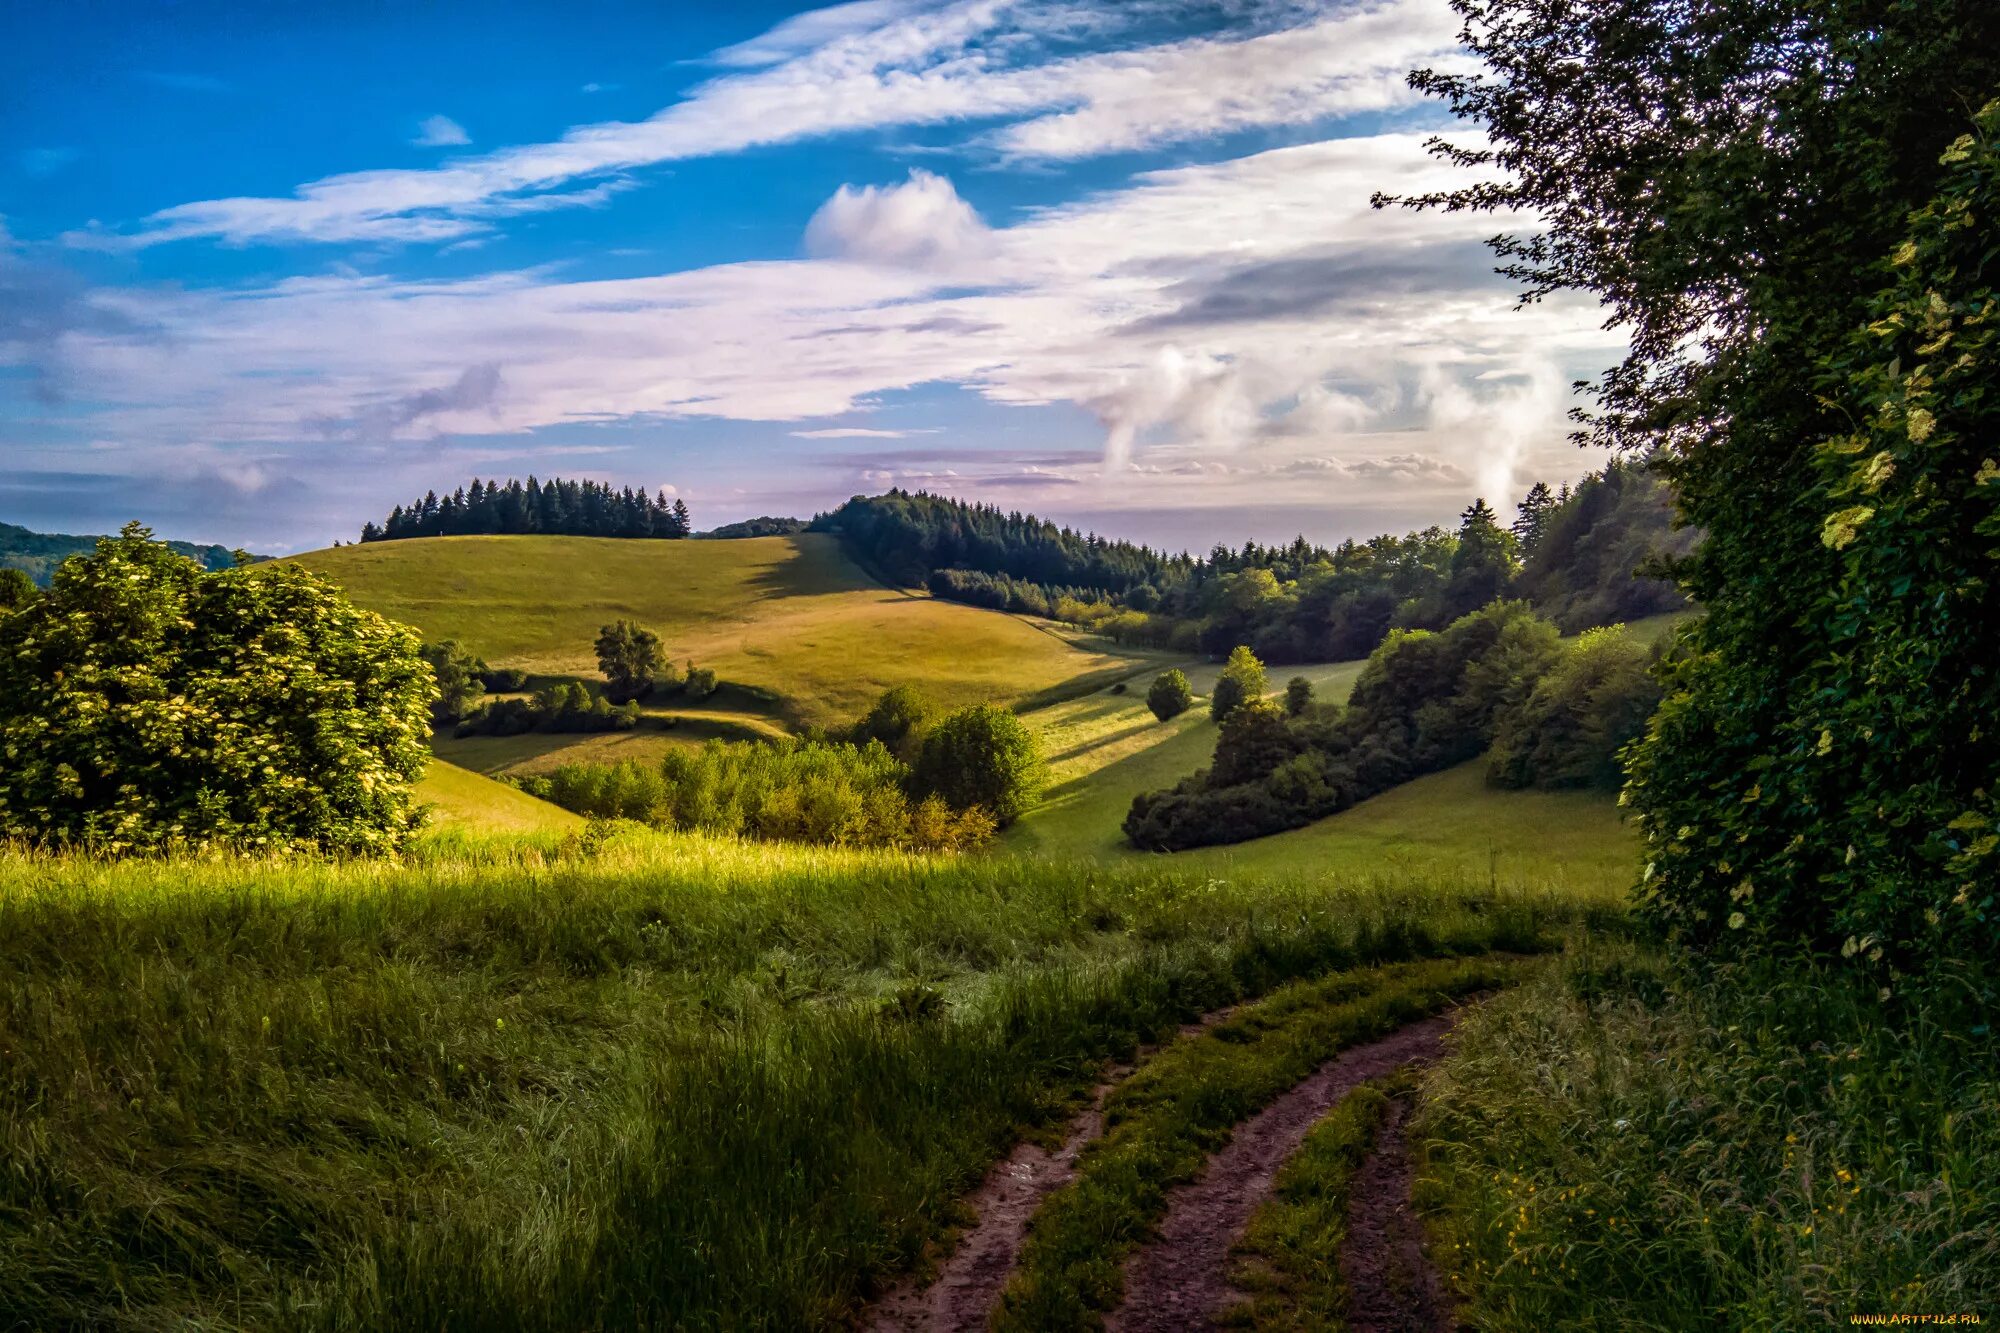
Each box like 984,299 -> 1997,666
361,477 -> 690,542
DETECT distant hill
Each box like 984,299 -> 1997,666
0,520 -> 247,586
287,533 -> 1144,735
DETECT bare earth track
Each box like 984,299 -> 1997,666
1340,1093 -> 1455,1333
1105,1012 -> 1461,1331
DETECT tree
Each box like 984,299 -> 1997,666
0,525 -> 434,854
853,684 -> 936,760
1147,669 -> 1194,722
1209,698 -> 1300,788
595,620 -> 666,702
420,639 -> 487,725
1443,498 -> 1518,618
1284,676 -> 1314,716
1392,0 -> 2000,973
671,498 -> 693,538
911,705 -> 1047,826
0,568 -> 36,611
1210,645 -> 1267,722
1512,482 -> 1555,556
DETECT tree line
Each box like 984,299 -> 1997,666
359,477 -> 692,542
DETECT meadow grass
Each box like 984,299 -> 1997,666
993,954 -> 1541,1330
415,758 -> 581,832
0,830 -> 1618,1331
1219,1074 -> 1403,1330
1415,940 -> 2000,1329
290,534 -> 1139,731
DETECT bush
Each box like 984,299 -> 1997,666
595,619 -> 667,702
525,740 -> 995,851
682,662 -> 719,701
0,525 -> 434,854
481,667 -> 528,692
0,568 -> 36,611
850,684 -> 935,761
1489,625 -> 1661,790
1210,646 -> 1267,722
421,639 -> 488,725
1283,676 -> 1313,716
911,705 -> 1047,827
455,681 -> 639,736
1146,669 -> 1194,722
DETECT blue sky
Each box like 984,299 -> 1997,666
0,0 -> 1620,552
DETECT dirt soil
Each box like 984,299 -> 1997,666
1105,1011 -> 1463,1332
863,1011 -> 1233,1332
1339,1093 -> 1455,1333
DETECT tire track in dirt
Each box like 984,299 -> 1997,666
863,1010 -> 1233,1332
1105,1008 -> 1467,1332
1340,1092 -> 1454,1333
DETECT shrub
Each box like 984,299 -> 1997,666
0,568 -> 36,611
595,619 -> 666,702
0,525 -> 434,854
1283,676 -> 1313,716
911,705 -> 1047,826
1208,699 -> 1301,789
1489,625 -> 1661,791
421,639 -> 488,724
455,681 -> 638,736
682,662 -> 719,701
1147,669 -> 1194,722
850,684 -> 935,761
1210,645 -> 1267,722
481,667 -> 528,692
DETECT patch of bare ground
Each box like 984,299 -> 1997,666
863,1011 -> 1233,1332
1106,1010 -> 1465,1332
1339,1093 -> 1454,1333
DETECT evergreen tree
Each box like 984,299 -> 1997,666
1512,481 -> 1555,556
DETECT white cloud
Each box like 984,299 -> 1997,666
791,427 -> 924,438
412,115 -> 472,148
805,170 -> 993,269
79,0 -> 1464,249
39,130 -> 1619,521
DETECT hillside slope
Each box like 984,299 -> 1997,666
290,534 -> 1142,731
416,759 -> 582,833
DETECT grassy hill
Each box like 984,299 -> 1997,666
415,759 -> 581,833
1003,647 -> 1640,889
1,519 -> 244,586
290,534 -> 1146,740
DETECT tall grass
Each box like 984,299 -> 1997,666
1415,940 -> 2000,1329
0,829 -> 1618,1330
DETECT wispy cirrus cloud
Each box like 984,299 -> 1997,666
72,0 -> 1462,250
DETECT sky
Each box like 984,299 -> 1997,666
0,0 -> 1623,554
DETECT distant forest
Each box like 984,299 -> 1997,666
811,461 -> 1692,663
359,477 -> 691,542
0,520 -> 247,587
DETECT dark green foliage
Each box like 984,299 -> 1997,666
0,567 -> 36,610
456,681 -> 640,736
850,684 -> 937,760
911,705 -> 1047,827
0,518 -> 247,586
681,663 -> 719,701
524,740 -> 994,851
1489,625 -> 1662,790
1210,645 -> 1267,722
1147,669 -> 1194,722
420,639 -> 487,725
1284,675 -> 1313,716
1512,481 -> 1555,556
1394,0 -> 2000,976
0,524 -> 434,854
480,666 -> 528,692
698,515 -> 806,539
361,476 -> 690,542
1517,460 -> 1692,632
594,619 -> 666,702
1127,604 -> 1562,851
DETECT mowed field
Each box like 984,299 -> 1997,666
290,534 -> 1147,735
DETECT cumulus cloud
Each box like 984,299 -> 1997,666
805,170 -> 993,269
78,0 -> 1464,249
412,115 -> 472,148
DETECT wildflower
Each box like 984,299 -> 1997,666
1728,912 -> 1746,930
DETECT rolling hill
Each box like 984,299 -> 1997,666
289,533 -> 1149,740
415,758 -> 582,833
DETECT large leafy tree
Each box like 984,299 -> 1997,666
1391,1 -> 2000,974
0,525 -> 435,854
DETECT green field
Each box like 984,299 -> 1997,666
289,535 -> 1145,736
1002,654 -> 1638,890
415,758 -> 582,833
